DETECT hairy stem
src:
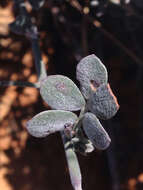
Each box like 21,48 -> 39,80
18,2 -> 47,81
4,2 -> 83,190
73,105 -> 87,132
16,3 -> 82,190
31,39 -> 47,81
61,132 -> 82,190
0,0 -> 47,88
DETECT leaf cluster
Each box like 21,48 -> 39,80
26,54 -> 119,154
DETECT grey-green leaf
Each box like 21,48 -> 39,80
76,54 -> 108,99
26,110 -> 78,138
88,83 -> 119,120
40,75 -> 85,111
82,112 -> 111,150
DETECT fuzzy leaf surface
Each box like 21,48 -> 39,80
40,75 -> 85,111
76,54 -> 108,99
82,112 -> 111,150
88,83 -> 119,120
26,110 -> 78,138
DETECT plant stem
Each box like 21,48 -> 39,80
18,1 -> 47,81
73,105 -> 87,132
0,1 -> 47,88
16,3 -> 82,190
31,39 -> 47,81
61,132 -> 82,190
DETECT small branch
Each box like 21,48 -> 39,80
73,105 -> 86,132
61,132 -> 82,190
9,2 -> 81,190
18,1 -> 47,81
31,39 -> 47,81
0,80 -> 39,88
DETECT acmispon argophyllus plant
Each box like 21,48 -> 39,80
5,1 -> 119,189
26,54 -> 119,190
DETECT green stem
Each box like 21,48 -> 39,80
61,132 -> 82,190
31,39 -> 47,81
18,3 -> 82,190
8,2 -> 82,190
73,104 -> 87,132
19,1 -> 47,81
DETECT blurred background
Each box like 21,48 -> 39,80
0,0 -> 143,190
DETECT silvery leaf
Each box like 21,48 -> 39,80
40,75 -> 85,111
28,0 -> 45,10
82,112 -> 111,150
26,110 -> 78,138
76,54 -> 108,99
88,83 -> 119,120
